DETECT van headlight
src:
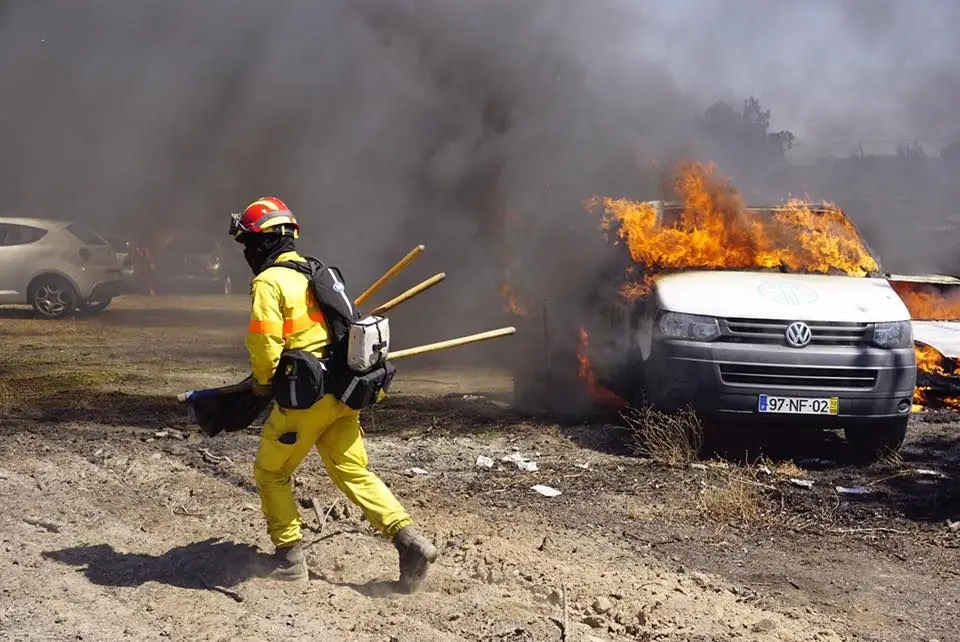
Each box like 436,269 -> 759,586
872,321 -> 912,348
657,312 -> 720,341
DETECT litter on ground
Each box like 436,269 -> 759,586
531,484 -> 562,498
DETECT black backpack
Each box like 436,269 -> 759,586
269,256 -> 396,411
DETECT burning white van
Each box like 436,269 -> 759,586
516,194 -> 917,459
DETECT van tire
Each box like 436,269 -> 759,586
845,417 -> 909,461
29,275 -> 78,320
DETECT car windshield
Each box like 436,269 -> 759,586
66,223 -> 108,246
649,204 -> 881,277
167,237 -> 217,255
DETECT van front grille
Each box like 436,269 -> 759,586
719,363 -> 878,389
719,318 -> 873,347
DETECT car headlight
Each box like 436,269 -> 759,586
657,312 -> 720,341
872,320 -> 912,348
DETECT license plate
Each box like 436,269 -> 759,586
758,394 -> 838,415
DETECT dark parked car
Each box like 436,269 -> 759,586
150,236 -> 239,295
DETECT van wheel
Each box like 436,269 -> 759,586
29,276 -> 78,319
845,417 -> 909,461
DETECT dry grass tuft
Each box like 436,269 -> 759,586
0,379 -> 13,412
622,404 -> 704,466
698,474 -> 765,524
0,369 -> 123,413
757,455 -> 805,477
875,446 -> 905,471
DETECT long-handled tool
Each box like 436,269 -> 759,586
368,272 -> 446,316
354,245 -> 425,307
177,377 -> 253,403
387,326 -> 517,361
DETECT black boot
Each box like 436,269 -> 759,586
262,541 -> 308,582
392,526 -> 438,593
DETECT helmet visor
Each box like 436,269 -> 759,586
229,212 -> 251,241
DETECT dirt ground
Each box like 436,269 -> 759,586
0,295 -> 957,642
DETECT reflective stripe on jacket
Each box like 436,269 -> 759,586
245,251 -> 331,386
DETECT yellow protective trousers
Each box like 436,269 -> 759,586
253,393 -> 412,547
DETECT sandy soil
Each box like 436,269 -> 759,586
0,296 -> 957,642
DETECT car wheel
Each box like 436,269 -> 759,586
80,297 -> 112,314
29,276 -> 78,320
845,417 -> 909,461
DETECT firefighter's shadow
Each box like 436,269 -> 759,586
315,574 -> 402,598
42,537 -> 274,591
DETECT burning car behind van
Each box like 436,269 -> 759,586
887,274 -> 960,413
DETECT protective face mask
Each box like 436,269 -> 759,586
243,242 -> 269,274
242,234 -> 296,274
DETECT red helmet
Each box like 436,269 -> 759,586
230,196 -> 300,240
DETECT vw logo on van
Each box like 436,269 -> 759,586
784,321 -> 812,348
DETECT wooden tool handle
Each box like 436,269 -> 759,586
388,327 -> 517,360
369,272 -> 446,316
354,245 -> 425,306
176,377 -> 253,403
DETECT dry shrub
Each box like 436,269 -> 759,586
876,446 -> 905,471
623,404 -> 704,466
698,474 -> 764,524
757,455 -> 805,477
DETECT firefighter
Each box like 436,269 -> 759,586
230,196 -> 438,591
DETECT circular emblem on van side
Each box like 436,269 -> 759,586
758,281 -> 819,306
785,321 -> 812,348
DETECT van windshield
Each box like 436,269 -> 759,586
643,203 -> 881,277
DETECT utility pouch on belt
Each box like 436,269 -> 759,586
336,359 -> 397,411
273,350 -> 326,410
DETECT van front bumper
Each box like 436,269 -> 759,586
644,339 -> 916,427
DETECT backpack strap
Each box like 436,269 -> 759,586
270,257 -> 360,332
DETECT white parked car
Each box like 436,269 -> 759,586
0,217 -> 129,318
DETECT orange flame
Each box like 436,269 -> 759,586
914,343 -> 953,377
889,281 -> 960,321
496,209 -> 530,318
586,162 -> 879,298
576,326 -> 628,409
913,343 -> 960,412
499,277 -> 528,317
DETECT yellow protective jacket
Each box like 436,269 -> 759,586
245,251 -> 331,387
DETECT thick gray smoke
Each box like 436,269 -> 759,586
1,0 -> 958,365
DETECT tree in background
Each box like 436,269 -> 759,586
940,140 -> 960,170
696,96 -> 795,168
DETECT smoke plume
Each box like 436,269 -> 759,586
1,0 -> 958,368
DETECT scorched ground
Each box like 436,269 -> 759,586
0,296 -> 957,641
